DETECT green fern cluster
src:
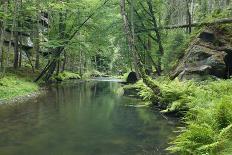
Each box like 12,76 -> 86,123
156,79 -> 232,154
134,78 -> 232,154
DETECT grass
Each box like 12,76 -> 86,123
0,74 -> 39,100
127,77 -> 232,154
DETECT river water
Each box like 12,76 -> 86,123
0,80 -> 177,155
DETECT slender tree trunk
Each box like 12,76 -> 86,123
13,32 -> 19,69
62,50 -> 66,72
56,60 -> 60,75
13,0 -> 19,69
0,2 -> 7,75
120,0 -> 140,77
35,9 -> 40,69
119,0 -> 161,97
146,0 -> 164,74
18,33 -> 22,68
186,0 -> 192,34
79,50 -> 82,77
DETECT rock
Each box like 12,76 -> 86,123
126,71 -> 138,83
4,31 -> 33,49
171,26 -> 232,80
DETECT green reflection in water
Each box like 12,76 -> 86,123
0,80 -> 177,155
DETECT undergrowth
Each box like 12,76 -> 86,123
0,74 -> 39,100
129,78 -> 232,154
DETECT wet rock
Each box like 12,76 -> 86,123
171,26 -> 232,80
126,71 -> 138,83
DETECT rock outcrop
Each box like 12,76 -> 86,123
171,25 -> 232,80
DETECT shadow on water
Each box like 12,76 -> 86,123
0,80 -> 178,155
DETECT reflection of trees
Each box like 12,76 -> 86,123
0,81 -> 178,155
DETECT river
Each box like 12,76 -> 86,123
0,79 -> 177,155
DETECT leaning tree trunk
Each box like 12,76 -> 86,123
35,0 -> 111,82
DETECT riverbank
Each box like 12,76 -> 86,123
122,78 -> 232,154
0,68 -> 81,104
0,74 -> 39,103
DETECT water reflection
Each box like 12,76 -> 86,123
0,80 -> 177,155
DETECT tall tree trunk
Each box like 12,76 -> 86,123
186,0 -> 192,34
62,50 -> 66,72
56,60 -> 60,75
35,9 -> 40,69
13,31 -> 19,69
120,0 -> 140,77
79,50 -> 82,77
146,0 -> 164,74
13,0 -> 19,69
18,33 -> 22,68
0,2 -> 7,76
119,0 -> 161,96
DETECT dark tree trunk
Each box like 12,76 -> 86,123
13,31 -> 19,69
146,0 -> 164,74
35,2 -> 40,70
62,50 -> 66,72
186,0 -> 192,34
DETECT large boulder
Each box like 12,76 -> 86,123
126,71 -> 138,83
171,26 -> 232,80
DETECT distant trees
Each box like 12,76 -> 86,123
0,0 -> 231,80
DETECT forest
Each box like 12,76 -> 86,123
0,0 -> 232,154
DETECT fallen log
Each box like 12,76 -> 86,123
136,18 -> 232,33
164,18 -> 232,29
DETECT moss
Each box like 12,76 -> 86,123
0,74 -> 39,100
53,71 -> 81,81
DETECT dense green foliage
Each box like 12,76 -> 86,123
1,0 -> 232,154
126,78 -> 232,154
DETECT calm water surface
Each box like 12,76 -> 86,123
0,80 -> 177,155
